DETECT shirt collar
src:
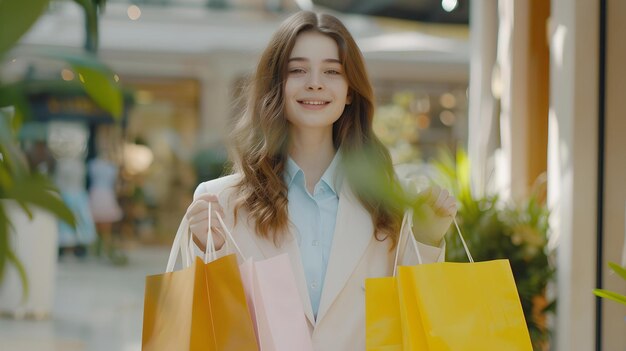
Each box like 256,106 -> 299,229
284,150 -> 343,194
284,156 -> 301,187
320,151 -> 342,194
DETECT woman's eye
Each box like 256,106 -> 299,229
326,69 -> 341,75
289,68 -> 306,74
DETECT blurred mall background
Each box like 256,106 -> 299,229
0,0 -> 624,350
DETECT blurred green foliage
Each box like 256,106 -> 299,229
593,262 -> 626,306
373,91 -> 422,164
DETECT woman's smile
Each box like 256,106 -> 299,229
297,99 -> 332,110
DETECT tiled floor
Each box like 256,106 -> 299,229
0,246 -> 171,351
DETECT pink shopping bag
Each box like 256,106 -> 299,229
215,213 -> 313,351
240,254 -> 313,351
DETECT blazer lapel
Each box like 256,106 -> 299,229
315,184 -> 373,323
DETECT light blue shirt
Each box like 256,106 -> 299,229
284,152 -> 342,319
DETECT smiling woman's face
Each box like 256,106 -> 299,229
284,31 -> 351,135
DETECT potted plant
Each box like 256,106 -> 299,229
0,110 -> 76,317
0,0 -> 122,317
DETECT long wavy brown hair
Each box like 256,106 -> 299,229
230,11 -> 404,248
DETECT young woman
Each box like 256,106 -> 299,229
185,11 -> 456,350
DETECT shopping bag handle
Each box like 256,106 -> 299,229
392,211 -> 474,276
452,218 -> 473,263
210,205 -> 246,260
407,216 -> 474,264
204,202 -> 246,263
164,201 -> 246,273
165,216 -> 195,273
205,202 -> 218,263
392,210 -> 412,277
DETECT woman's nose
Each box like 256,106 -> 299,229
306,74 -> 323,90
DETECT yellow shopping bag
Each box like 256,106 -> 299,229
142,216 -> 258,351
397,259 -> 532,351
366,211 -> 533,351
365,277 -> 403,351
401,215 -> 532,351
366,211 -> 429,351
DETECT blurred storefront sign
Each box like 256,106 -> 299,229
27,90 -> 131,125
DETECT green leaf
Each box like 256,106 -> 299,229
593,289 -> 626,306
0,0 -> 50,57
4,175 -> 75,227
0,167 -> 12,190
0,208 -> 8,284
74,65 -> 123,119
342,144 -> 409,210
0,116 -> 30,178
0,84 -> 20,107
6,245 -> 28,301
0,205 -> 29,300
22,49 -> 123,119
608,261 -> 626,281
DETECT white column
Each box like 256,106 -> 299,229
495,0 -> 530,201
548,0 -> 599,350
467,0 -> 499,197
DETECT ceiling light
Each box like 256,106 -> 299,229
128,5 -> 141,20
441,0 -> 458,12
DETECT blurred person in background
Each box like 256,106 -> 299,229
50,121 -> 97,258
184,11 -> 457,350
88,153 -> 127,265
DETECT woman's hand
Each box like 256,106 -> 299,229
185,193 -> 226,252
411,185 -> 457,247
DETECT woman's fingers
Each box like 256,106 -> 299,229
184,194 -> 227,250
418,185 -> 457,217
419,185 -> 440,206
437,196 -> 457,217
209,211 -> 227,231
195,193 -> 219,202
188,207 -> 224,234
434,188 -> 448,208
187,198 -> 224,217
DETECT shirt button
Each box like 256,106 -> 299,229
312,240 -> 319,246
311,281 -> 319,289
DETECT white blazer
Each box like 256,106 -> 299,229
193,174 -> 445,350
